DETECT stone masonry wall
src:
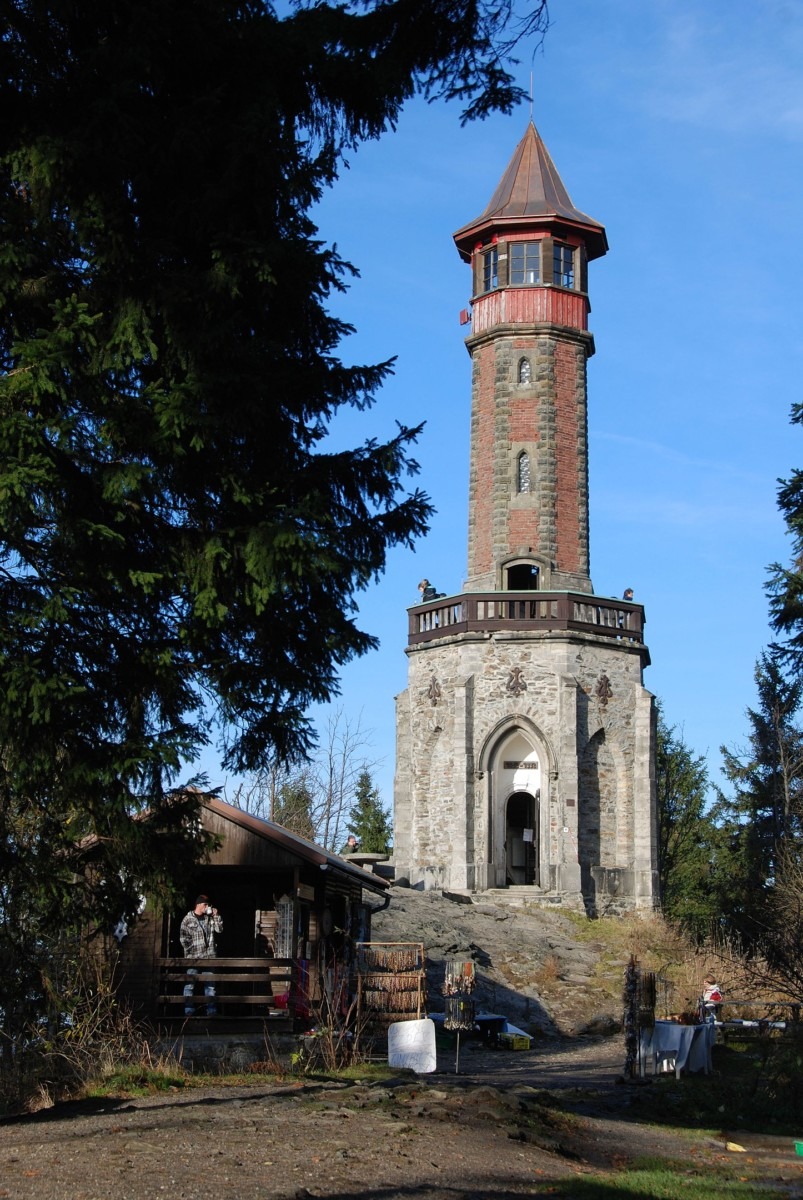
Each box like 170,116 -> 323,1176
394,630 -> 657,911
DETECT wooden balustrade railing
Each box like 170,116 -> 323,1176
408,591 -> 644,646
157,956 -> 294,1019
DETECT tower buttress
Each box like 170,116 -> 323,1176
453,123 -> 608,594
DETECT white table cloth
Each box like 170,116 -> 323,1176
639,1020 -> 715,1078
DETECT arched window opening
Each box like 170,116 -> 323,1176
517,450 -> 531,493
518,357 -> 532,384
507,563 -> 540,591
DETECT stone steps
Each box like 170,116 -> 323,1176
479,887 -> 560,910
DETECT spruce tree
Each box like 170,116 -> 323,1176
347,769 -> 392,854
0,8 -> 555,1062
769,400 -> 803,659
714,651 -> 803,942
273,779 -> 316,842
0,0 -> 548,946
655,707 -> 716,935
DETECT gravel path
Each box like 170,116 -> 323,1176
3,1036 -> 802,1199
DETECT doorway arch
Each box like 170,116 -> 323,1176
505,790 -> 540,885
482,724 -> 545,888
507,562 -> 539,590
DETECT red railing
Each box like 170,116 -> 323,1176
470,287 -> 589,334
408,591 -> 644,647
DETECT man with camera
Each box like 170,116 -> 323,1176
180,894 -> 223,1016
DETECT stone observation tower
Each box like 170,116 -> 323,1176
393,124 -> 658,914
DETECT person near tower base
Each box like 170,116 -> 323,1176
180,894 -> 223,1016
701,973 -> 723,1019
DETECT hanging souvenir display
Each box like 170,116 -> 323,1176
275,897 -> 295,959
443,958 -> 476,1074
359,945 -> 422,973
443,959 -> 475,1029
352,943 -> 426,1027
623,955 -> 639,1078
443,959 -> 476,999
637,970 -> 656,1031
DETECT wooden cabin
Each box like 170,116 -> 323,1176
113,795 -> 391,1033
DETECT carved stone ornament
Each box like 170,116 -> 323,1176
427,675 -> 442,706
596,674 -> 613,707
506,666 -> 527,696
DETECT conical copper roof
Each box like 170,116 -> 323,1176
454,122 -> 607,261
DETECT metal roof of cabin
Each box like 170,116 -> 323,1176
202,794 -> 390,895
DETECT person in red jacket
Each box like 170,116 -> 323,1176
702,974 -> 723,1018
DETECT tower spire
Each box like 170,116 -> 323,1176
453,123 -> 606,593
454,123 -> 607,263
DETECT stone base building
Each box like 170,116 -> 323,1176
393,125 -> 658,915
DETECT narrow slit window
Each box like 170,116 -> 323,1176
518,357 -> 532,384
517,450 -> 531,494
481,247 -> 498,293
553,242 -> 575,289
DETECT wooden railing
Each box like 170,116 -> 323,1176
704,999 -> 803,1041
157,956 -> 294,1019
408,591 -> 644,647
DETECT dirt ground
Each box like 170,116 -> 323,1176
2,1036 -> 802,1200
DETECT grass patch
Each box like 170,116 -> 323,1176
626,1042 -> 803,1135
329,1061 -> 400,1083
39,1056 -> 401,1104
85,1064 -> 192,1097
535,953 -> 563,991
85,1067 -> 294,1097
561,912 -> 721,1016
530,1162 -> 779,1198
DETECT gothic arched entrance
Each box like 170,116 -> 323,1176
505,791 -> 540,885
485,726 -> 543,888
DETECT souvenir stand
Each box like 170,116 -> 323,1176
353,942 -> 426,1031
443,958 -> 476,1074
624,956 -> 656,1078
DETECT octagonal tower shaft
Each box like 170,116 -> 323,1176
453,123 -> 608,594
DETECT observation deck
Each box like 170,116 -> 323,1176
408,591 -> 647,661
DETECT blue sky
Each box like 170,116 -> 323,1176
200,0 -> 803,809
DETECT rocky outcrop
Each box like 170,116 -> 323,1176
372,885 -> 622,1037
